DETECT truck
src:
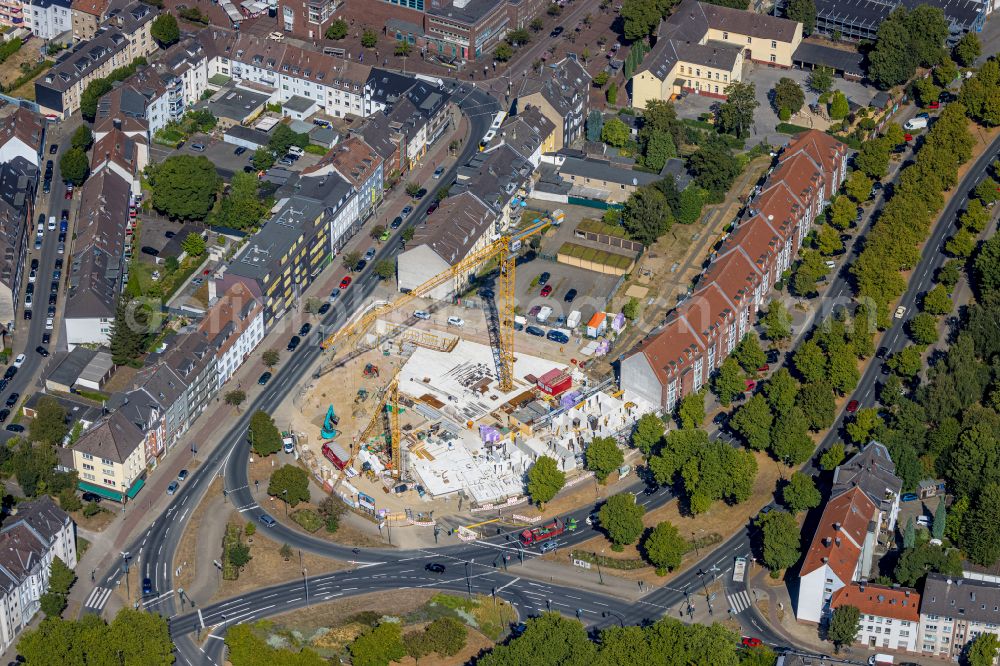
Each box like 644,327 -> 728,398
567,310 -> 581,329
733,557 -> 747,583
519,518 -> 564,546
321,442 -> 350,470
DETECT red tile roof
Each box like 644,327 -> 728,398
800,486 -> 877,584
830,582 -> 920,622
781,129 -> 844,175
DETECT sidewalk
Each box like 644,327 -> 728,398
66,101 -> 471,616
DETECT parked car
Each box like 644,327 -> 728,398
340,276 -> 352,289
140,246 -> 159,256
447,316 -> 465,327
538,272 -> 550,285
13,354 -> 24,369
177,469 -> 189,482
433,166 -> 445,178
3,366 -> 15,380
390,215 -> 403,229
5,393 -> 19,407
35,346 -> 49,357
546,330 -> 569,344
540,285 -> 553,297
741,637 -> 762,648
354,259 -> 367,272
258,372 -> 272,385
4,424 -> 23,433
901,493 -> 919,502
318,302 -> 331,315
528,305 -> 541,317
166,481 -> 179,495
0,409 -> 8,423
526,325 -> 545,337
426,201 -> 439,215
287,336 -> 301,352
401,205 -> 413,217
564,288 -> 577,302
846,399 -> 860,413
364,247 -> 377,261
81,492 -> 102,503
550,26 -> 563,37
234,146 -> 247,156
49,144 -> 58,155
414,310 -> 431,320
190,143 -> 206,152
299,323 -> 312,336
258,513 -> 277,528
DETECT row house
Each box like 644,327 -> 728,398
303,136 -> 384,229
197,28 -> 373,120
485,106 -> 556,170
797,442 -> 902,623
90,125 -> 147,192
0,498 -> 76,654
93,84 -> 152,141
620,129 -> 846,411
830,582 -> 921,653
512,57 -> 589,149
0,157 -> 37,331
199,282 -> 264,389
919,574 -> 1000,661
0,108 -> 42,169
453,142 -> 533,232
70,0 -> 108,41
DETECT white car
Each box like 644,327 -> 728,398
414,310 -> 431,320
24,293 -> 32,307
12,354 -> 25,368
45,317 -> 53,330
894,306 -> 907,319
364,247 -> 377,261
47,216 -> 56,230
447,316 -> 465,327
28,269 -> 35,283
824,260 -> 836,269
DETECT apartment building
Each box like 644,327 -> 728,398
93,84 -> 152,139
830,582 -> 921,653
0,498 -> 76,654
424,0 -> 510,61
70,0 -> 108,41
512,57 -> 589,149
631,0 -> 801,108
36,27 -> 130,116
0,157 -> 36,330
199,282 -> 264,388
72,410 -> 147,501
27,0 -> 71,40
154,37 -> 211,117
0,108 -> 44,169
453,142 -> 533,230
90,126 -> 148,192
485,105 -> 555,169
397,191 -> 496,299
276,0 -> 337,40
797,442 -> 902,624
620,130 -> 846,410
919,574 -> 1000,661
303,136 -> 384,226
0,0 -> 25,28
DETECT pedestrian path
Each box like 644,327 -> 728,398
83,586 -> 113,613
728,590 -> 752,614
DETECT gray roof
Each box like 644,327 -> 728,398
425,0 -> 506,26
73,410 -> 144,463
24,392 -> 104,426
283,95 -> 317,114
454,144 -> 533,212
46,347 -> 98,388
408,192 -> 495,265
206,85 -> 271,122
558,156 -> 660,187
661,157 -> 693,190
831,441 -> 902,513
4,497 -> 70,545
792,42 -> 865,76
515,57 -> 590,124
921,573 -> 1000,624
39,26 -> 130,93
0,157 -> 37,293
366,68 -> 415,108
225,125 -> 271,148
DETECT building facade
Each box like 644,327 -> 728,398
512,57 -> 589,149
72,410 -> 147,501
200,282 -> 265,388
919,574 -> 1000,661
830,582 -> 921,653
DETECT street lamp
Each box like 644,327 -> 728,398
121,551 -> 131,602
601,610 -> 625,627
465,560 -> 472,599
282,489 -> 288,517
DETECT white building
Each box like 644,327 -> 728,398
27,0 -> 70,40
830,582 -> 921,653
0,108 -> 44,168
199,282 -> 265,388
919,574 -> 1000,661
0,497 -> 77,653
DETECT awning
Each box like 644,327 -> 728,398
77,480 -> 122,502
125,477 -> 145,499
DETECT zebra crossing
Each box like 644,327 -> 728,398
83,586 -> 113,612
727,590 -> 752,614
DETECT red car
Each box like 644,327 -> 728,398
847,399 -> 860,413
927,101 -> 940,109
744,379 -> 756,391
540,285 -> 553,297
741,637 -> 762,648
904,133 -> 914,142
756,364 -> 769,373
339,276 -> 352,289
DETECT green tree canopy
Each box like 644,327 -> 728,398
70,125 -> 93,151
808,66 -> 833,93
19,609 -> 174,665
526,455 -> 565,506
676,391 -> 705,429
268,464 -> 310,506
59,148 -> 89,186
601,117 -> 630,147
586,436 -> 624,483
827,604 -> 860,651
773,77 -> 805,115
326,18 -> 348,39
712,357 -> 745,406
622,185 -> 672,245
149,155 -> 220,220
151,12 -> 179,46
782,472 -> 821,513
30,396 -> 67,447
730,393 -> 772,451
478,613 -> 596,666
953,31 -> 981,66
717,81 -> 758,138
632,412 -> 664,455
757,509 -> 801,572
967,632 -> 1000,666
762,300 -> 792,341
227,623 -> 327,665
249,410 -> 282,456
643,521 -> 687,573
785,0 -> 816,34
600,492 -> 646,547
350,622 -> 406,666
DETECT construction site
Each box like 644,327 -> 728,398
282,219 -> 654,514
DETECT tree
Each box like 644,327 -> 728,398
717,81 -> 758,138
325,18 -> 348,39
797,382 -> 835,431
622,296 -> 641,321
792,250 -> 828,297
967,633 -> 1000,666
151,12 -> 179,46
59,148 -> 88,186
249,410 -> 282,456
269,124 -> 308,156
793,339 -> 827,384
361,28 -> 378,48
526,456 -> 565,506
58,488 -> 82,512
733,335 -> 767,374
975,235 -> 1000,295
770,406 -> 814,465
367,259 -> 394,281
773,77 -> 805,115
413,617 -> 466,658
756,510 -> 801,572
762,301 -> 792,341
643,521 -> 686,573
934,57 -> 959,88
894,541 -> 962,586
632,413 -> 663,456
962,482 -> 1000,566
933,499 -> 946,540
827,605 -> 860,651
229,541 -> 251,568
343,250 -> 362,271
914,76 -> 942,107
479,613 -> 596,666
782,472 -> 821,513
108,296 -> 149,366
816,224 -> 844,256
224,390 -> 246,410
946,228 -> 978,258
601,117 -> 630,147
674,187 -> 704,225
621,0 -> 661,40
40,591 -> 67,617
923,283 -> 953,315
855,137 -> 890,180
712,357 -> 745,407
227,624 -> 326,666
181,232 -> 205,257
19,609 -> 174,665
149,155 -> 219,220
828,90 -> 849,120
47,555 -> 75,596
268,464 -> 310,507
434,186 -> 450,202
909,312 -> 939,345
606,82 -> 618,106
888,346 -> 923,378
953,30 -> 981,66
600,492 -> 645,548
494,43 -> 513,62
262,349 -> 280,368
846,407 -> 881,446
252,147 -> 275,171
641,130 -> 676,172
213,171 -> 267,231
819,443 -> 845,471
731,393 -> 772,451
827,194 -> 858,230
401,227 -> 415,243
785,0 -> 816,34
808,66 -> 834,93
962,198 -> 991,233
70,125 -> 93,152
350,622 -> 405,666
585,436 -> 624,483
844,170 -> 873,203
394,40 -> 411,57
688,139 -> 740,198
622,185 -> 672,245
677,391 -> 705,429
30,396 -> 66,447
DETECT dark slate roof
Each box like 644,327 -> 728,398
225,125 -> 271,148
922,573 -> 1000,624
366,68 -> 416,108
831,441 -> 902,514
792,42 -> 865,76
408,192 -> 495,264
425,0 -> 506,26
46,347 -> 98,387
73,410 -> 144,463
558,156 -> 660,187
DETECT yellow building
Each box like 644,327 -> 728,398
73,411 -> 148,502
631,0 -> 802,109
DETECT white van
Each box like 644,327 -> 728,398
567,310 -> 581,329
513,315 -> 527,331
904,117 -> 928,131
536,306 -> 553,323
288,145 -> 305,157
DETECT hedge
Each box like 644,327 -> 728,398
775,122 -> 811,135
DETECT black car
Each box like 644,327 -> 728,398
81,492 -> 102,503
54,258 -> 62,270
538,272 -> 550,285
243,165 -> 255,174
414,188 -> 427,199
30,258 -> 38,270
48,294 -> 57,306
766,349 -> 780,363
318,302 -> 331,315
41,333 -> 50,345
258,372 -> 272,385
23,309 -> 31,320
0,409 -> 9,423
390,215 -> 403,229
0,380 -> 7,393
299,323 -> 312,336
42,180 -> 50,194
5,424 -> 23,433
525,325 -> 545,337
50,281 -> 58,293
49,144 -> 58,155
550,26 -> 564,37
35,346 -> 48,357
25,284 -> 33,295
5,393 -> 18,408
3,368 -> 15,382
546,330 -> 569,344
234,146 -> 247,156
425,563 -> 446,573
287,336 -> 301,352
164,231 -> 175,239
876,346 -> 889,359
140,246 -> 160,256
564,288 -> 577,302
354,259 -> 367,272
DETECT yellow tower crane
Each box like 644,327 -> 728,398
315,219 -> 550,475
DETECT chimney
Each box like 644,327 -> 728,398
823,537 -> 831,547
835,537 -> 842,547
834,522 -> 841,531
859,584 -> 866,592
822,557 -> 829,563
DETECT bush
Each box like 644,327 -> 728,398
290,509 -> 323,533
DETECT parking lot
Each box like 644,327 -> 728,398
148,134 -> 322,179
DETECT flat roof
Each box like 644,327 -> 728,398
792,42 -> 864,75
206,86 -> 270,121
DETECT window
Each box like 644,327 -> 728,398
747,36 -> 751,43
83,453 -> 93,460
770,54 -> 776,63
723,31 -> 728,39
83,463 -> 94,471
771,40 -> 776,48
